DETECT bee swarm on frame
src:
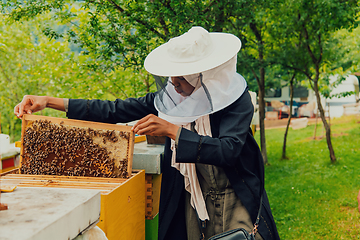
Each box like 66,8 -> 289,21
21,119 -> 131,178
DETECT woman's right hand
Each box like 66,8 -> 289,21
14,95 -> 49,119
132,114 -> 179,140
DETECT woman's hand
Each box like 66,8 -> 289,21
132,114 -> 179,140
14,95 -> 65,119
14,95 -> 47,118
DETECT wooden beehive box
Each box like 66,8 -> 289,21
20,114 -> 135,178
0,170 -> 146,240
145,174 -> 162,220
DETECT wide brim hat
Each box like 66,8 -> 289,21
144,26 -> 241,77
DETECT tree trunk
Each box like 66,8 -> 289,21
144,73 -> 151,93
313,80 -> 336,163
249,22 -> 267,164
313,110 -> 318,139
282,76 -> 295,159
258,68 -> 268,164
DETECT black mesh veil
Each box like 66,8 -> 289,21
153,74 -> 214,121
153,75 -> 177,111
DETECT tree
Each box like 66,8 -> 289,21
272,0 -> 360,163
229,0 -> 281,164
281,72 -> 297,160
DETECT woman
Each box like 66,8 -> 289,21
15,26 -> 279,240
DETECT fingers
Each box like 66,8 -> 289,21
131,114 -> 179,140
134,125 -> 156,136
132,114 -> 152,130
132,114 -> 157,135
14,95 -> 45,119
132,114 -> 168,136
14,96 -> 30,119
14,104 -> 20,118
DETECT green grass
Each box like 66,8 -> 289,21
254,115 -> 360,239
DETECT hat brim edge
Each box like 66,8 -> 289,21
144,33 -> 241,76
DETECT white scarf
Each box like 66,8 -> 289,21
170,115 -> 211,221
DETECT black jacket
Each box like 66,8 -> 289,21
67,90 -> 280,240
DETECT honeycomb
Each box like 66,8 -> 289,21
21,119 -> 131,178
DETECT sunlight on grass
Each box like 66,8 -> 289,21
255,115 -> 360,239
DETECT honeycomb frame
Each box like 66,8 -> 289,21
20,114 -> 134,178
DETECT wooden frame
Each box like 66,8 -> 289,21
21,114 -> 135,178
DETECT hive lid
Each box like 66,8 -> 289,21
0,187 -> 101,240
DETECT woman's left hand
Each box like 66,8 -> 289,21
131,114 -> 179,140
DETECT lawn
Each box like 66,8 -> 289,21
255,115 -> 360,239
